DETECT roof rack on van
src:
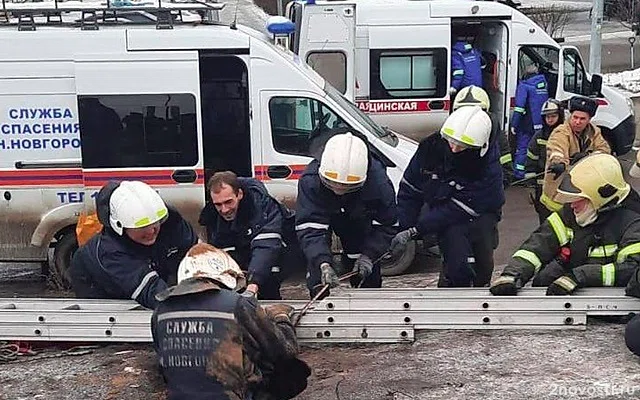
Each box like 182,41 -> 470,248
0,0 -> 224,31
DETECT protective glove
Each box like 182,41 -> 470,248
320,262 -> 340,288
546,274 -> 579,295
547,162 -> 566,180
351,255 -> 374,288
570,151 -> 589,165
389,227 -> 419,260
264,304 -> 296,323
489,275 -> 521,296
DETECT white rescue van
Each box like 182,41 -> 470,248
278,0 -> 635,154
0,1 -> 418,284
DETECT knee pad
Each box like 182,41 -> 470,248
625,315 -> 640,356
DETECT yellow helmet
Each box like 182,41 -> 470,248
556,153 -> 631,210
452,85 -> 491,112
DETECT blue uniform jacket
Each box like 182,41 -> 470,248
511,73 -> 549,134
69,181 -> 198,309
295,157 -> 399,269
398,134 -> 505,234
451,41 -> 484,91
198,178 -> 296,286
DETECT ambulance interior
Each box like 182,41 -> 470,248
451,20 -> 509,134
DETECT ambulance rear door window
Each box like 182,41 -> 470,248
370,48 -> 447,99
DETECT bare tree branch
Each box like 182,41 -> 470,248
524,5 -> 578,38
604,0 -> 637,29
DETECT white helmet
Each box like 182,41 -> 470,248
319,132 -> 369,195
440,106 -> 492,157
109,181 -> 168,236
453,85 -> 491,111
177,243 -> 244,290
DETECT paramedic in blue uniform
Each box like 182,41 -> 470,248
388,106 -> 505,287
198,170 -> 302,300
295,132 -> 399,298
451,39 -> 484,93
511,62 -> 549,179
69,180 -> 198,309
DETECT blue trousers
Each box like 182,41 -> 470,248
513,130 -> 533,179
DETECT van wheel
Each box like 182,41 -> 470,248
380,240 -> 416,276
51,232 -> 78,290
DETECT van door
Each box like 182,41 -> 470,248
557,45 -> 591,101
74,51 -> 205,227
292,3 -> 356,100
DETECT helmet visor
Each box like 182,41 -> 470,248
320,175 -> 365,195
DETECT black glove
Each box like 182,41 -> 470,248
320,263 -> 340,288
351,255 -> 374,287
546,274 -> 579,295
570,151 -> 589,165
547,163 -> 566,180
489,275 -> 521,296
389,227 -> 419,260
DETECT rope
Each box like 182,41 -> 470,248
0,342 -> 19,363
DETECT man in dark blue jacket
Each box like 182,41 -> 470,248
198,171 -> 302,300
152,243 -> 310,400
451,40 -> 484,92
69,180 -> 198,309
295,132 -> 399,298
511,63 -> 549,179
389,106 -> 505,287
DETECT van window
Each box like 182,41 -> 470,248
563,48 -> 587,95
517,45 -> 560,97
78,94 -> 198,168
307,51 -> 347,94
269,96 -> 349,156
370,48 -> 447,99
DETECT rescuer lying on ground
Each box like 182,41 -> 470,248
69,180 -> 197,309
490,153 -> 640,296
151,242 -> 310,400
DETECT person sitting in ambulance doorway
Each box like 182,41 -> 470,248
198,170 -> 303,301
523,98 -> 566,224
540,95 -> 611,214
511,62 -> 549,180
295,132 -> 399,299
389,106 -> 505,287
69,180 -> 198,309
151,243 -> 310,400
491,153 -> 640,296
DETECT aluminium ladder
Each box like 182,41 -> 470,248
0,287 -> 636,344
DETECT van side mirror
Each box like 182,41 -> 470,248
589,74 -> 603,97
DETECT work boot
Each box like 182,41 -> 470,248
489,275 -> 521,295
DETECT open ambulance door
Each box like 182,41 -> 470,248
290,2 -> 356,100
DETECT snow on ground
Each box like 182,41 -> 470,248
604,67 -> 640,96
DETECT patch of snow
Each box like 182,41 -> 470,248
603,67 -> 640,96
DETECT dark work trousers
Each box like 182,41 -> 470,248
437,212 -> 500,287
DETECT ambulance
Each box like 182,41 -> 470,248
278,0 -> 636,153
0,1 -> 418,285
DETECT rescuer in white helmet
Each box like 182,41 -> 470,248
391,106 -> 505,287
69,180 -> 198,309
151,242 -> 311,399
295,132 -> 399,298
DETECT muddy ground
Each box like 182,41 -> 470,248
2,184 -> 640,400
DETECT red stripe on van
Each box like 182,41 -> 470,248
254,165 -> 307,181
356,100 -> 450,114
83,169 -> 205,187
0,169 -> 83,186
